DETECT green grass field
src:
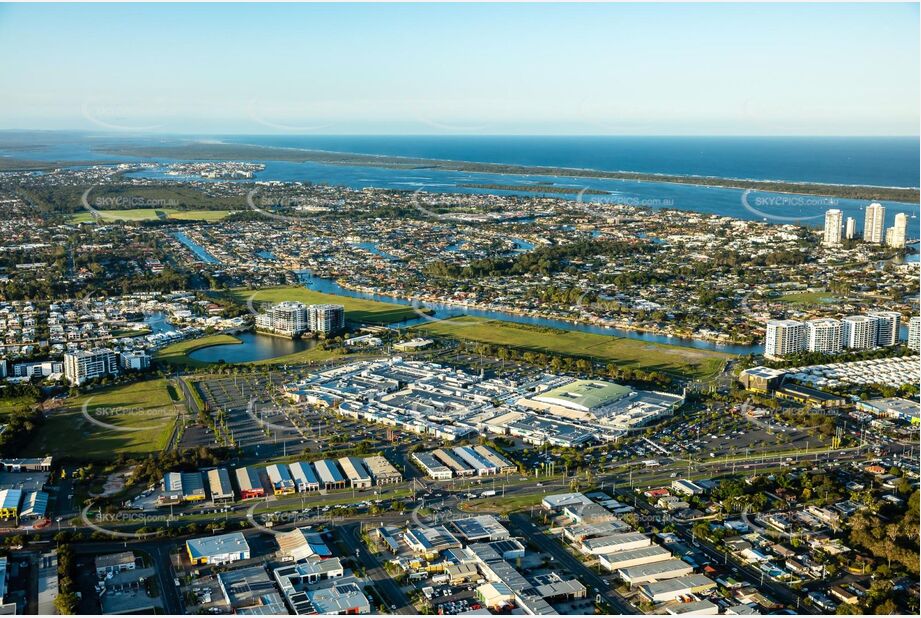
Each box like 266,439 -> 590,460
22,379 -> 180,460
0,396 -> 37,417
775,291 -> 840,305
414,316 -> 731,380
227,286 -> 422,324
70,209 -> 236,223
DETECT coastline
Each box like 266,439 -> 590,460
99,141 -> 921,203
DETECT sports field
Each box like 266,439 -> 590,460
227,286 -> 422,324
22,379 -> 181,460
775,291 -> 841,305
413,316 -> 730,380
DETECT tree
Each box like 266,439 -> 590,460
54,592 -> 79,614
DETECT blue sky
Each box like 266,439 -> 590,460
0,2 -> 917,135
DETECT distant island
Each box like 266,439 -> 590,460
101,141 -> 921,203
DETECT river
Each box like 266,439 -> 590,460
296,271 -> 760,355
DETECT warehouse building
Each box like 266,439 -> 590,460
289,462 -> 321,492
617,558 -> 694,585
563,521 -> 631,543
338,457 -> 372,489
581,532 -> 651,555
207,468 -> 235,504
235,466 -> 265,499
94,551 -> 136,578
671,479 -> 706,496
452,445 -> 498,476
0,489 -> 22,519
412,452 -> 452,480
639,574 -> 716,603
362,455 -> 402,485
433,448 -> 474,476
451,515 -> 510,543
276,527 -> 333,562
472,445 -> 517,473
267,463 -> 297,496
599,545 -> 674,571
162,472 -> 206,502
542,492 -> 593,511
0,456 -> 53,472
20,490 -> 49,520
404,525 -> 462,558
313,459 -> 346,490
216,566 -> 288,615
186,532 -> 251,566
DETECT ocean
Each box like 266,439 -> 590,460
3,132 -> 919,239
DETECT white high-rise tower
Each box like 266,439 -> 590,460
823,209 -> 842,246
888,213 -> 907,249
863,203 -> 885,243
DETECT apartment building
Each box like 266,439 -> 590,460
822,209 -> 842,246
868,311 -> 901,347
841,316 -> 877,350
63,348 -> 118,385
805,318 -> 841,354
863,203 -> 885,243
908,316 -> 920,352
764,320 -> 805,359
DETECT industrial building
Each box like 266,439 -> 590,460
216,565 -> 288,615
412,452 -> 452,480
451,515 -> 511,543
338,456 -> 372,489
267,463 -> 297,495
276,527 -> 333,562
186,532 -> 251,566
639,574 -> 716,603
289,461 -> 321,492
362,455 -> 402,485
617,558 -> 694,585
581,532 -> 651,555
313,459 -> 346,490
0,488 -> 22,519
599,545 -> 674,571
235,466 -> 266,499
207,468 -> 235,504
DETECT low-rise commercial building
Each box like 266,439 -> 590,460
314,459 -> 346,490
362,455 -> 402,485
186,532 -> 250,566
338,457 -> 372,489
207,468 -> 235,504
95,552 -> 136,578
267,463 -> 297,495
639,574 -> 716,603
617,558 -> 694,585
235,466 -> 265,499
289,461 -> 321,492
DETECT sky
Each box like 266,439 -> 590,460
0,2 -> 918,136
